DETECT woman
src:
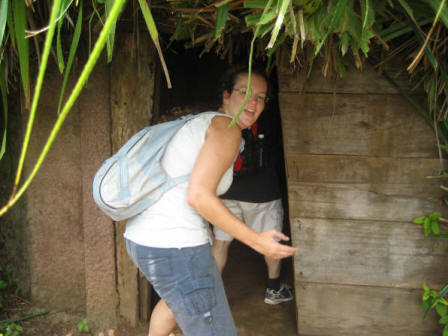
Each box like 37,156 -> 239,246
124,65 -> 298,336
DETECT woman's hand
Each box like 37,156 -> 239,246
250,230 -> 298,259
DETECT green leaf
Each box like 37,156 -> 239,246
430,212 -> 442,220
312,0 -> 349,57
0,68 -> 7,161
408,19 -> 439,71
214,3 -> 229,40
244,0 -> 269,9
361,0 -> 375,29
267,0 -> 291,49
0,0 -> 8,48
138,0 -> 172,88
397,0 -> 418,24
6,1 -> 15,49
105,0 -> 117,63
336,52 -> 347,77
440,315 -> 448,324
437,303 -> 448,317
245,9 -> 277,26
423,217 -> 431,236
438,284 -> 448,300
428,0 -> 448,28
58,0 -> 83,114
170,21 -> 191,41
431,220 -> 440,234
56,1 -> 67,74
443,324 -> 448,336
12,0 -> 29,103
413,216 -> 426,224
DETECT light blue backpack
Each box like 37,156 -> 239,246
92,111 -> 228,221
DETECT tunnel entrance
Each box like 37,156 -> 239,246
147,41 -> 297,335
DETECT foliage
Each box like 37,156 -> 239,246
413,212 -> 447,237
423,284 -> 448,336
414,144 -> 448,335
0,1 -> 447,215
0,323 -> 23,336
77,317 -> 89,333
0,266 -> 22,336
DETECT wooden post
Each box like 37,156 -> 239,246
110,32 -> 157,326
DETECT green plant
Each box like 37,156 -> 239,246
423,284 -> 448,336
413,212 -> 448,237
0,323 -> 23,336
0,265 -> 10,309
414,160 -> 448,334
77,317 -> 89,333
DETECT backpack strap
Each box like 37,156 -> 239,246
118,154 -> 131,202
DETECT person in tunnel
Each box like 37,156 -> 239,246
123,65 -> 298,336
211,91 -> 295,305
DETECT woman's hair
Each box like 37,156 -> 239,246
219,64 -> 270,98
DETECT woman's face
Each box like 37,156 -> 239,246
221,73 -> 268,129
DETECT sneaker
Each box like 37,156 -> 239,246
264,283 -> 294,305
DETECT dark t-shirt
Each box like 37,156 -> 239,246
221,110 -> 284,203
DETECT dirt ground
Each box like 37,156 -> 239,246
0,242 -> 296,336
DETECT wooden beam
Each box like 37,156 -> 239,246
287,182 -> 443,221
291,218 -> 448,288
295,282 -> 442,336
279,93 -> 437,157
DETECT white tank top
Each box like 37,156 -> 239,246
124,112 -> 235,248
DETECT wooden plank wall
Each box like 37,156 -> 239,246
276,51 -> 447,336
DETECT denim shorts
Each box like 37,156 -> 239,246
125,239 -> 237,336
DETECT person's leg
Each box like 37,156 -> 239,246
171,244 -> 237,336
148,299 -> 177,336
264,256 -> 281,279
242,199 -> 294,304
211,239 -> 232,273
212,199 -> 242,273
242,199 -> 284,281
126,239 -> 237,336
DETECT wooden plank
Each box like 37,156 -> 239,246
110,33 -> 155,151
110,33 -> 157,325
279,93 -> 437,157
286,154 -> 445,184
115,222 -> 139,325
287,182 -> 443,221
276,47 -> 418,95
291,218 -> 448,288
295,283 -> 441,336
139,272 -> 151,322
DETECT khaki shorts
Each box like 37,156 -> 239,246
214,199 -> 284,241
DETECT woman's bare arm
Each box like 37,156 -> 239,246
187,116 -> 298,259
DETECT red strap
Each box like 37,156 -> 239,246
233,121 -> 258,172
234,155 -> 243,171
251,121 -> 258,137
